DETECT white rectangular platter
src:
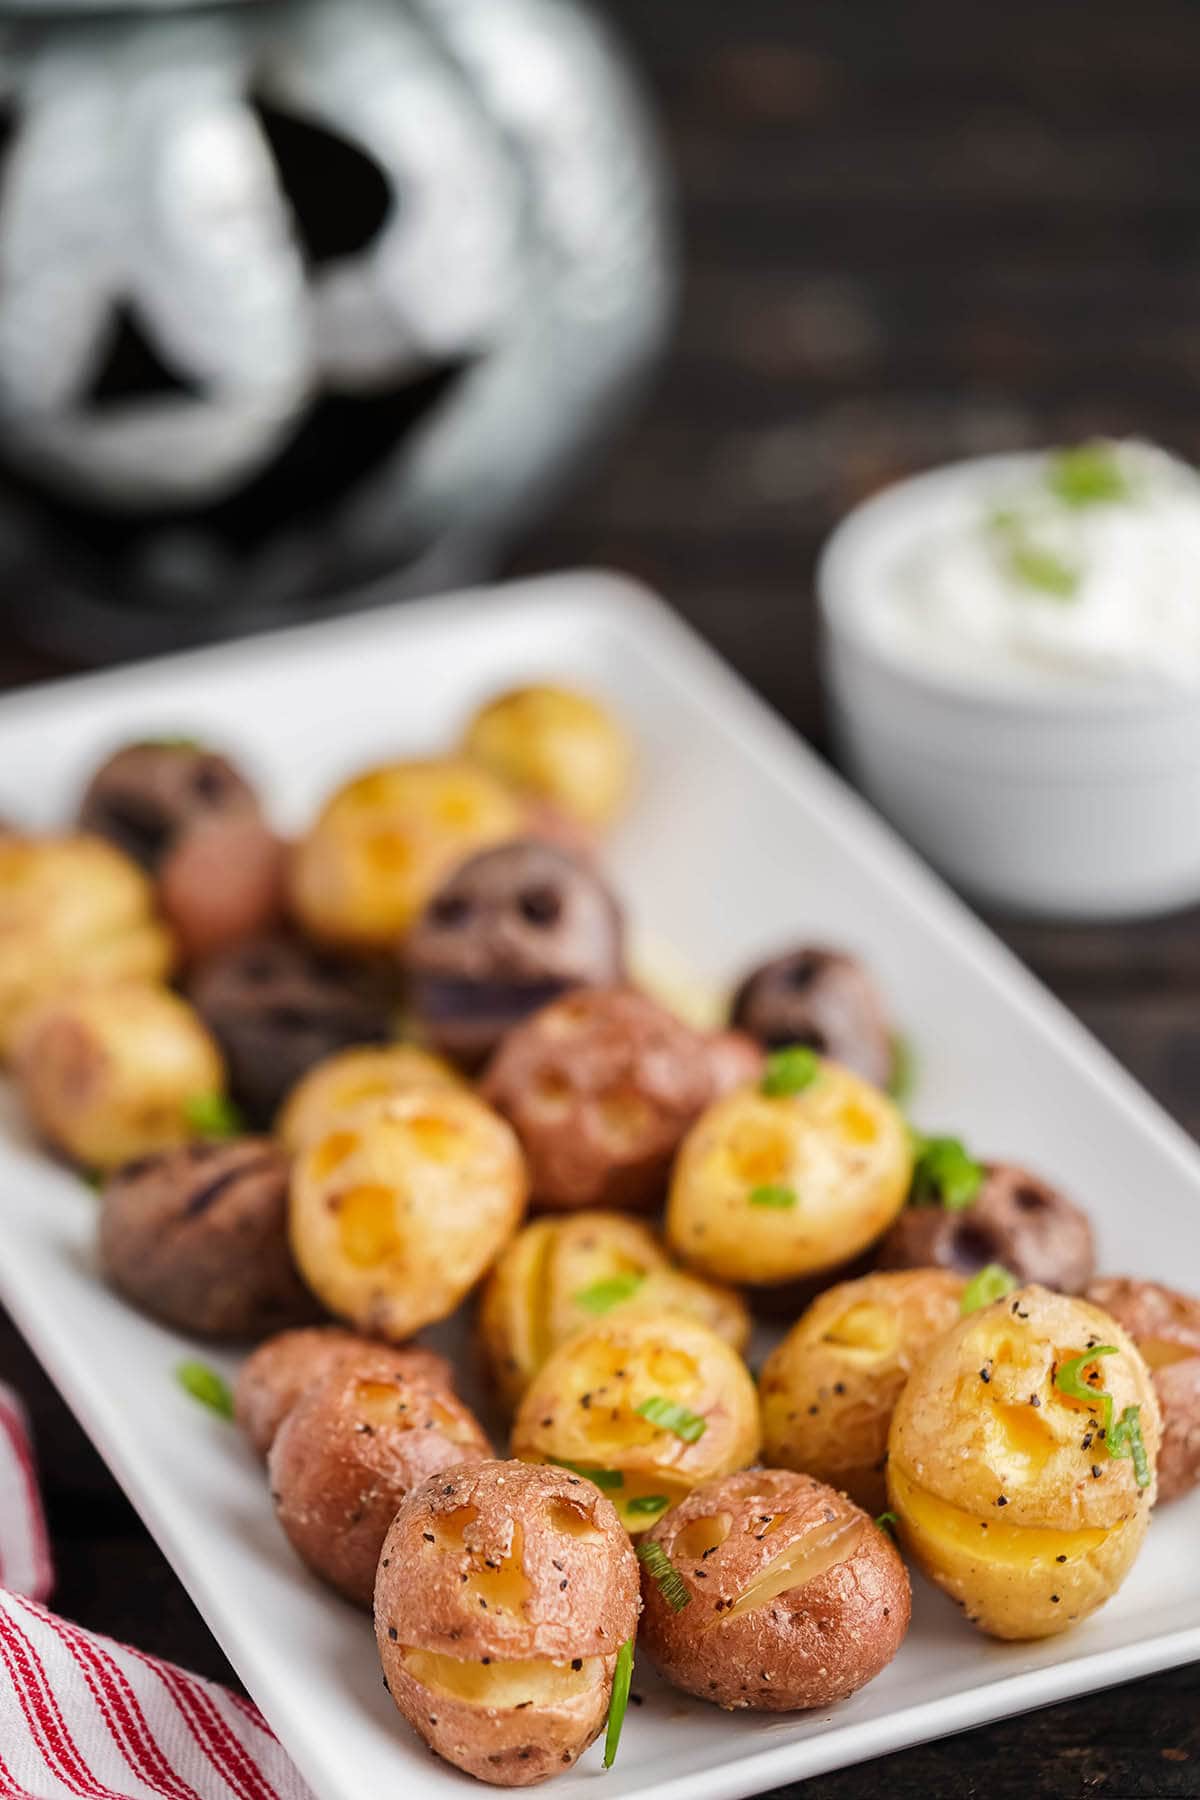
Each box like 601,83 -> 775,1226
0,569 -> 1197,1800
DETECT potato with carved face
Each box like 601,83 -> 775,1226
290,757 -> 525,949
14,982 -> 225,1170
638,1470 -> 910,1711
289,1087 -> 527,1340
759,1269 -> 966,1512
479,1211 -> 750,1414
0,834 -> 173,1053
887,1284 -> 1160,1640
375,1459 -> 640,1787
462,684 -> 633,829
666,1053 -> 912,1289
276,1043 -> 463,1153
511,1312 -> 760,1535
269,1362 -> 491,1606
234,1325 -> 456,1459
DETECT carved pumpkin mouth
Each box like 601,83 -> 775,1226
413,976 -> 570,1023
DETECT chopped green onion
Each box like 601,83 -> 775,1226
184,1092 -> 245,1140
1047,443 -> 1130,508
83,1169 -> 105,1193
574,1272 -> 646,1315
761,1045 -> 821,1098
625,1495 -> 671,1517
1008,540 -> 1080,600
1109,1404 -> 1152,1489
636,1396 -> 707,1443
636,1541 -> 690,1612
747,1183 -> 796,1210
551,1460 -> 624,1491
874,1511 -> 899,1539
887,1035 -> 916,1105
961,1264 -> 1018,1315
176,1360 -> 233,1419
1054,1345 -> 1118,1424
909,1135 -> 984,1212
602,1637 -> 634,1769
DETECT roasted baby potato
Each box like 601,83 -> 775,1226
482,987 -> 715,1212
99,1139 -> 317,1339
403,841 -> 625,1068
1085,1277 -> 1200,1503
269,1363 -> 491,1606
79,740 -> 284,960
188,933 -> 394,1129
731,946 -> 893,1090
638,1470 -> 910,1711
14,983 -> 225,1170
289,1086 -> 528,1340
290,757 -> 525,949
878,1162 -> 1096,1294
478,1211 -> 751,1413
666,1055 -> 912,1288
276,1043 -> 463,1153
759,1268 -> 966,1512
462,683 -> 633,829
887,1284 -> 1160,1640
375,1458 -> 640,1786
234,1325 -> 454,1459
0,834 -> 173,1053
511,1311 -> 760,1533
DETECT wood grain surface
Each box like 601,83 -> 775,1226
2,0 -> 1199,1792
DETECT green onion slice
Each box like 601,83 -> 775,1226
909,1134 -> 984,1212
761,1046 -> 821,1098
636,1541 -> 690,1612
574,1273 -> 647,1315
961,1264 -> 1018,1315
551,1460 -> 624,1490
887,1035 -> 916,1104
625,1495 -> 671,1517
603,1637 -> 635,1769
874,1511 -> 899,1538
184,1092 -> 245,1140
1047,443 -> 1130,508
747,1183 -> 796,1210
1109,1404 -> 1151,1489
636,1396 -> 707,1443
176,1360 -> 233,1419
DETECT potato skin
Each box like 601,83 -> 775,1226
479,1210 -> 750,1414
290,757 -> 525,949
462,684 -> 633,829
760,1269 -> 966,1512
276,1044 -> 463,1153
14,982 -> 225,1170
268,1364 -> 490,1606
375,1459 -> 640,1786
234,1326 -> 455,1459
731,946 -> 893,1090
511,1311 -> 760,1534
99,1140 -> 318,1339
289,1086 -> 528,1340
887,1284 -> 1160,1640
639,1470 -> 910,1712
482,987 -> 715,1213
878,1163 -> 1095,1295
1085,1277 -> 1200,1503
0,834 -> 173,1053
666,1059 -> 912,1288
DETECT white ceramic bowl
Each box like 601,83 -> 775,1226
818,455 -> 1200,920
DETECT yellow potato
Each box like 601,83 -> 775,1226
760,1268 -> 966,1512
14,982 -> 224,1170
511,1310 -> 760,1534
289,1086 -> 528,1339
462,684 -> 633,828
888,1283 -> 1160,1640
289,757 -> 524,948
478,1210 -> 751,1413
666,1057 -> 912,1287
0,834 -> 173,1053
276,1043 -> 463,1152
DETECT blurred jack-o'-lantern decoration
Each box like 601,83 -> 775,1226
0,0 -> 672,656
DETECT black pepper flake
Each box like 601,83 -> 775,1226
541,1416 -> 553,1428
807,1405 -> 819,1416
422,1532 -> 434,1543
1029,1395 -> 1041,1408
386,1623 -> 398,1641
571,1659 -> 582,1671
979,1367 -> 991,1384
482,1657 -> 491,1665
1056,1554 -> 1067,1563
695,1569 -> 708,1579
442,1485 -> 455,1495
479,1598 -> 488,1608
1050,1595 -> 1060,1604
580,1395 -> 592,1410
1091,1465 -> 1103,1479
995,1496 -> 1008,1507
630,1693 -> 644,1707
833,1382 -> 846,1396
381,1558 -> 390,1568
702,1546 -> 717,1558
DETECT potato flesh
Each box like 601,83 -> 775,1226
401,1649 -> 603,1708
430,1507 -> 533,1619
889,1463 -> 1109,1568
719,1516 -> 865,1624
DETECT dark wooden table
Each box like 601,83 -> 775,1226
3,0 -> 1200,1792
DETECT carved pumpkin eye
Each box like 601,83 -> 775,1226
518,884 -> 562,927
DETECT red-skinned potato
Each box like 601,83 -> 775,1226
1085,1277 -> 1200,1503
234,1326 -> 455,1459
375,1459 -> 640,1787
638,1470 -> 910,1711
268,1363 -> 490,1606
878,1163 -> 1095,1294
